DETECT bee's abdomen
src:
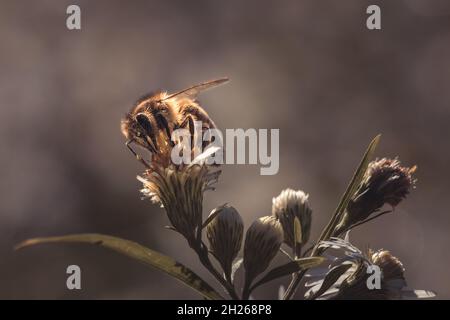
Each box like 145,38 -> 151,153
179,103 -> 215,129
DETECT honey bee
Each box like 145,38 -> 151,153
121,77 -> 229,167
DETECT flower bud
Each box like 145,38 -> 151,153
206,205 -> 244,279
139,163 -> 220,245
334,158 -> 415,236
243,216 -> 284,286
272,189 -> 312,254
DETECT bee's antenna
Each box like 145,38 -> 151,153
126,140 -> 151,169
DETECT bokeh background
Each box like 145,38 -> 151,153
1,0 -> 450,299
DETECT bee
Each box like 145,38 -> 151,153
121,77 -> 229,167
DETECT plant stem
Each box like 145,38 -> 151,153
283,270 -> 306,300
242,279 -> 251,300
283,241 -> 322,299
195,244 -> 240,300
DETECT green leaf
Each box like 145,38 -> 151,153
249,257 -> 325,292
15,233 -> 224,300
306,263 -> 353,300
316,135 -> 381,246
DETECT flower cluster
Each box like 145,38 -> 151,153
18,85 -> 436,301
125,103 -> 432,300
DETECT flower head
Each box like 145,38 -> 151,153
272,188 -> 312,255
370,249 -> 405,281
310,237 -> 435,300
334,158 -> 416,236
139,161 -> 220,245
333,249 -> 407,299
243,216 -> 284,286
363,158 -> 415,207
206,205 -> 244,279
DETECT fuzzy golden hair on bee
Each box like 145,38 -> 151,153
121,77 -> 229,167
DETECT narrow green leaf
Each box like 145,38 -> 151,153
15,233 -> 224,300
317,135 -> 381,246
306,263 -> 353,300
332,134 -> 381,230
250,257 -> 325,292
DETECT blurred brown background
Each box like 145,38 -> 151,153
1,0 -> 450,299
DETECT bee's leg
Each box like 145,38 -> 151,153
126,140 -> 151,169
179,115 -> 196,150
202,125 -> 214,150
155,114 -> 174,147
136,114 -> 159,152
145,135 -> 158,153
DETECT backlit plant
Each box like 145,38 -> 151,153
16,87 -> 435,300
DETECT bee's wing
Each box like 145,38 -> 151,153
162,77 -> 229,101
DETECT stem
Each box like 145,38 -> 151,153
283,204 -> 353,300
283,270 -> 306,300
242,278 -> 251,300
283,211 -> 346,299
283,237 -> 324,299
194,244 -> 240,300
346,210 -> 391,231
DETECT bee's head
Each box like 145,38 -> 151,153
121,92 -> 160,143
120,114 -> 135,140
121,112 -> 155,149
